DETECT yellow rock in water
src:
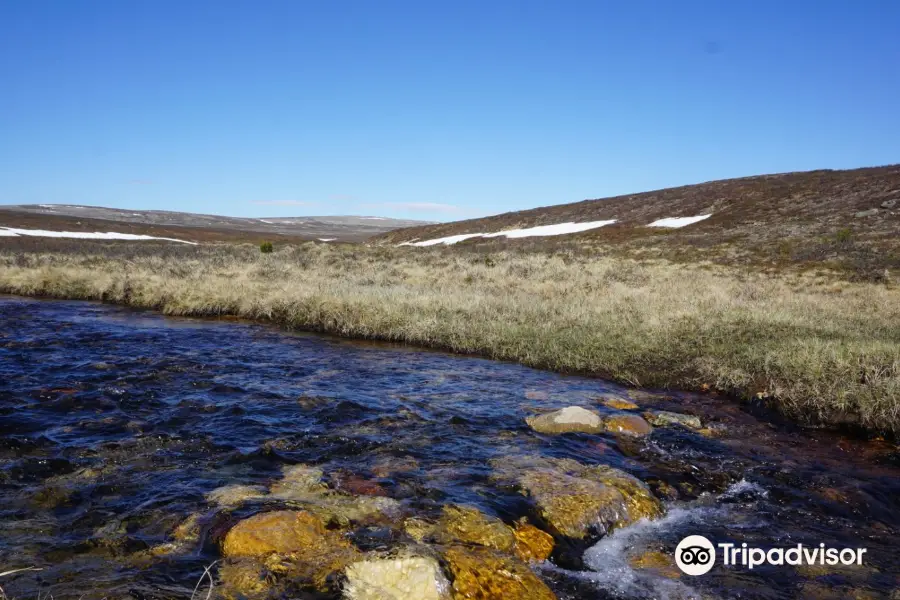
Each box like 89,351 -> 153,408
443,546 -> 556,600
628,550 -> 680,579
512,519 -> 554,562
222,510 -> 352,558
598,396 -> 639,411
435,505 -> 516,553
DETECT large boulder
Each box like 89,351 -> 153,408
526,406 -> 603,434
343,555 -> 450,600
442,546 -> 556,600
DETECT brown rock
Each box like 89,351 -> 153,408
222,510 -> 354,559
512,519 -> 554,562
603,413 -> 653,437
492,456 -> 663,540
435,505 -> 516,553
443,546 -> 556,600
598,396 -> 639,411
218,559 -> 272,599
628,550 -> 680,579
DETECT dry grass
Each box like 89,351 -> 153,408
1,240 -> 898,433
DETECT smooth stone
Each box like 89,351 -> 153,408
526,406 -> 603,434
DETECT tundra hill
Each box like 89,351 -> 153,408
375,165 -> 900,278
0,205 -> 432,244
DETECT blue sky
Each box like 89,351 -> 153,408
2,1 -> 898,221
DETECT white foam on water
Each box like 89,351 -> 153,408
719,478 -> 768,500
0,227 -> 197,245
545,480 -> 771,599
647,215 -> 711,228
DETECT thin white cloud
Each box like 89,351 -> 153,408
250,200 -> 320,206
363,202 -> 464,214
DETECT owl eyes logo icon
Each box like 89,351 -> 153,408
675,535 -> 716,575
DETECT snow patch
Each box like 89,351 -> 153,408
647,215 -> 711,228
258,219 -> 275,224
318,238 -> 337,242
398,220 -> 617,246
404,233 -> 487,246
483,220 -> 617,238
0,227 -> 197,245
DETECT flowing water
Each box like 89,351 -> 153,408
1,297 -> 898,599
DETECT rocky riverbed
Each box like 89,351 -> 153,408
1,297 -> 898,599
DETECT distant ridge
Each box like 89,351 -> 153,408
0,204 -> 434,243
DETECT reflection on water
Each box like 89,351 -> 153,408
0,297 -> 898,599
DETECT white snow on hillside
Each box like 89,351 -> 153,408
0,227 -> 197,244
647,215 -> 711,228
399,220 -> 617,246
483,220 -> 617,238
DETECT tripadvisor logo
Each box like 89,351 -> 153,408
675,535 -> 867,576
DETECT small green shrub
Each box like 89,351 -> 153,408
834,229 -> 853,244
260,241 -> 274,254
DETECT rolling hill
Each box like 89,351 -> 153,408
375,165 -> 900,277
0,204 -> 432,243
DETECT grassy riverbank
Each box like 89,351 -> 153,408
1,240 -> 898,434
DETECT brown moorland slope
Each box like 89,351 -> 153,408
0,206 -> 431,243
374,165 -> 900,277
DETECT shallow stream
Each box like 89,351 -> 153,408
1,297 -> 898,599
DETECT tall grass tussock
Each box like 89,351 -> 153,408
1,241 -> 897,433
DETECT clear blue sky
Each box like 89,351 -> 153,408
2,1 -> 898,221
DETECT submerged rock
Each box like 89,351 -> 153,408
443,546 -> 556,600
512,518 -> 554,562
433,505 -> 516,553
172,512 -> 203,543
222,510 -> 354,559
603,413 -> 653,437
207,484 -> 268,507
491,456 -> 663,540
643,411 -> 702,430
218,558 -> 272,599
628,549 -> 681,579
270,464 -> 328,497
598,396 -> 639,411
403,517 -> 437,543
344,555 -> 450,600
269,464 -> 401,526
526,406 -> 603,434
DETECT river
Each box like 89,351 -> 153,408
1,297 -> 897,599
